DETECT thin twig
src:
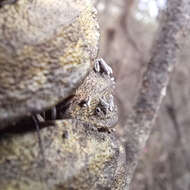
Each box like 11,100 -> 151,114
32,115 -> 46,167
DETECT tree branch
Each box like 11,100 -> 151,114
121,0 -> 190,188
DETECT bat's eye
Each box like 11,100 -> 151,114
79,100 -> 87,107
96,107 -> 101,113
79,97 -> 91,107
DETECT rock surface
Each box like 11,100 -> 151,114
0,119 -> 127,190
0,56 -> 124,189
0,0 -> 99,128
0,1 -> 127,189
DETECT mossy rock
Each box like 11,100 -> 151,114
0,119 -> 127,190
0,0 -> 99,128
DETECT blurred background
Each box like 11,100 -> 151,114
94,0 -> 190,189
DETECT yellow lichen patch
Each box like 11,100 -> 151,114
0,119 -> 122,189
0,0 -> 99,128
1,179 -> 45,190
58,2 -> 99,67
55,120 -> 116,178
88,137 -> 115,175
78,4 -> 100,53
59,39 -> 88,67
0,133 -> 39,165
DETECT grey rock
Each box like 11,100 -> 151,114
0,0 -> 99,129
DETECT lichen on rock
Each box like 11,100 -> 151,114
0,0 -> 99,128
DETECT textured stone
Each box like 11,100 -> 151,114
0,119 -> 127,190
0,0 -> 99,128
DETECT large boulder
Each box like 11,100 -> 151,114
0,120 -> 127,190
0,0 -> 99,128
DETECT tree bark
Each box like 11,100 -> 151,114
121,0 -> 190,189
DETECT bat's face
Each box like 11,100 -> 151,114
57,58 -> 118,128
61,89 -> 118,129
